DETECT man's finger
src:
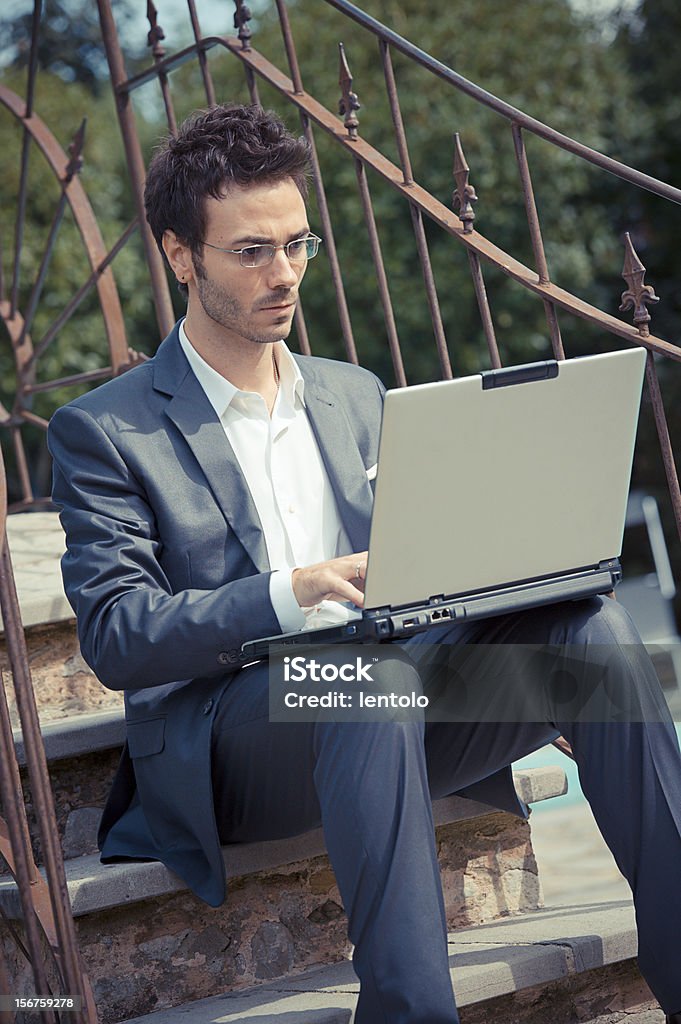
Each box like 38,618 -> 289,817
328,578 -> 365,607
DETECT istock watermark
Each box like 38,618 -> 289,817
267,641 -> 676,725
269,644 -> 428,722
283,654 -> 377,684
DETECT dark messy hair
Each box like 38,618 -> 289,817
144,104 -> 312,295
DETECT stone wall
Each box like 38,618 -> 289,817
439,812 -> 541,928
2,620 -> 123,728
2,810 -> 541,1024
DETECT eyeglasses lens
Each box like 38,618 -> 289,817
238,236 -> 321,267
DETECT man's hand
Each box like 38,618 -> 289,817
292,551 -> 368,609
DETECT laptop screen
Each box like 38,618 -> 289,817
363,348 -> 646,610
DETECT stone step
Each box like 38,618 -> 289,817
1,512 -> 123,726
116,900 -> 657,1024
13,708 -> 126,861
13,706 -> 126,767
12,698 -> 566,864
1,511 -> 70,630
0,767 -> 567,918
1,769 -> 568,1023
1,618 -> 123,729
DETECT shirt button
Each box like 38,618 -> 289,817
288,504 -> 295,513
202,699 -> 214,715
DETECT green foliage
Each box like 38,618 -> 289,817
614,0 -> 681,341
203,0 -> 646,383
0,66 -> 156,497
0,0 -> 676,510
1,0 -> 138,93
607,0 -> 681,607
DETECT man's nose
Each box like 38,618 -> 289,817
267,247 -> 300,288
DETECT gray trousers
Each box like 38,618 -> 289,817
211,596 -> 681,1023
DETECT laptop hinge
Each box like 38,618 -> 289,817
481,360 -> 559,389
598,557 -> 623,584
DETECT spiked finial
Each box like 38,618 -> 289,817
619,232 -> 659,337
65,118 -> 86,182
233,0 -> 253,51
452,133 -> 478,234
146,0 -> 166,58
338,43 -> 361,141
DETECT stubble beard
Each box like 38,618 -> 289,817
195,266 -> 294,346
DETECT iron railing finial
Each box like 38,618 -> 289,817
452,133 -> 478,235
620,232 -> 659,338
338,42 -> 361,141
234,0 -> 253,52
146,0 -> 166,60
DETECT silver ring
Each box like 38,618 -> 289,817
355,562 -> 363,580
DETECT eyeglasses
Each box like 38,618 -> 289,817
202,233 -> 322,268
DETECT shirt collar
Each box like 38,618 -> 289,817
178,318 -> 306,418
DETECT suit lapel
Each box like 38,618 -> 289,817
153,329 -> 270,573
152,328 -> 373,566
300,370 -> 373,552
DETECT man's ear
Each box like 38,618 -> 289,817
162,230 -> 194,285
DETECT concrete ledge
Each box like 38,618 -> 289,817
0,767 -> 566,919
1,512 -> 71,629
447,900 -> 638,999
2,772 -> 569,1022
513,765 -> 567,805
13,707 -> 126,766
118,901 -> 638,1023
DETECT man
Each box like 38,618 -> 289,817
48,104 -> 681,1024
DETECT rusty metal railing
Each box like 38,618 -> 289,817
3,1 -> 679,520
0,443 -> 97,1023
91,0 -> 681,546
0,0 -> 675,1011
0,0 -> 145,509
1,3 -> 679,1017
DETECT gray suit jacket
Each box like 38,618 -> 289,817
48,323 -> 520,906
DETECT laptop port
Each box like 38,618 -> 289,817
403,617 -> 419,628
430,608 -> 452,622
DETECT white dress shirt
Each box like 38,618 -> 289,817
178,321 -> 360,631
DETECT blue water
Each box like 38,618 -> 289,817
513,722 -> 681,814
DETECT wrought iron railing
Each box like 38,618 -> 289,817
0,33 -> 140,508
96,0 -> 681,537
0,442 -> 96,1023
1,2 -> 680,1019
1,0 -> 679,535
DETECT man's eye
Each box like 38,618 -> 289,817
288,239 -> 306,255
241,245 -> 260,259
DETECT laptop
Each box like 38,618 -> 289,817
242,347 -> 646,657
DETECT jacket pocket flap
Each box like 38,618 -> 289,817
127,718 -> 165,758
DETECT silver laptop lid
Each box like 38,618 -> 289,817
363,348 -> 646,609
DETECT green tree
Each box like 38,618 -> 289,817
1,0 -> 137,93
0,76 -> 157,497
615,0 -> 681,343
191,0 -> 649,384
608,0 -> 681,609
0,0 -> 659,496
